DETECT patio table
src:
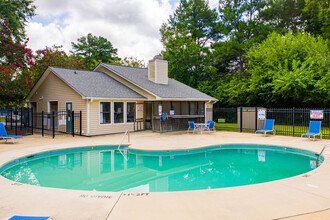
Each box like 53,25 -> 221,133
194,123 -> 206,134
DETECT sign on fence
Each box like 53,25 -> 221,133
0,110 -> 9,116
258,109 -> 266,120
310,110 -> 323,119
158,104 -> 162,116
137,105 -> 143,112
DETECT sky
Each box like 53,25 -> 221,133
26,0 -> 219,62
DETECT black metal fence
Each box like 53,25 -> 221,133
1,108 -> 82,138
213,107 -> 330,139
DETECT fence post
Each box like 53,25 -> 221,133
80,111 -> 82,136
42,111 -> 44,137
240,107 -> 243,133
255,107 -> 258,131
292,107 -> 295,137
15,108 -> 18,136
10,109 -> 12,130
31,108 -> 34,135
52,111 -> 55,139
72,111 -> 75,137
20,107 -> 23,131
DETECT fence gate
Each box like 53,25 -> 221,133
1,108 -> 82,138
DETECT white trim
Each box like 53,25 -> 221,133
48,100 -> 59,113
156,98 -> 217,101
113,101 -> 125,125
87,99 -> 91,136
99,101 -> 112,126
126,101 -> 137,124
83,97 -> 146,101
29,102 -> 38,112
204,102 -> 207,124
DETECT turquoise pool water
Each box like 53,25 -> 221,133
0,145 -> 320,192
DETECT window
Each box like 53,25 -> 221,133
127,102 -> 135,123
114,102 -> 124,123
100,102 -> 111,124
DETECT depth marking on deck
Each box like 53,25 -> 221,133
79,194 -> 112,199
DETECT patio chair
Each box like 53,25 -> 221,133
8,216 -> 52,220
0,123 -> 23,144
187,121 -> 199,134
301,121 -> 322,141
204,121 -> 216,134
255,119 -> 275,136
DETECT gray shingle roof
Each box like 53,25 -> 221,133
99,63 -> 217,101
50,67 -> 146,99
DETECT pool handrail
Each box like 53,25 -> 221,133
316,144 -> 330,166
118,130 -> 130,161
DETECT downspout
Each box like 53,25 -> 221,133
87,98 -> 93,136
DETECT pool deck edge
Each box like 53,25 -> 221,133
0,131 -> 329,220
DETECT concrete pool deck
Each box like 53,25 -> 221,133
0,131 -> 329,220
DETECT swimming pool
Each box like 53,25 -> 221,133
0,145 -> 322,192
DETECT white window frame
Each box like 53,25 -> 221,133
126,101 -> 137,124
113,101 -> 125,125
99,101 -> 112,125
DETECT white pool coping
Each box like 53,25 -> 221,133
0,131 -> 329,220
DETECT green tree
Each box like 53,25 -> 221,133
303,0 -> 330,39
246,32 -> 329,107
260,0 -> 305,34
0,18 -> 34,108
71,33 -> 119,70
111,56 -> 146,68
214,0 -> 273,73
160,0 -> 218,90
32,45 -> 84,83
0,0 -> 36,41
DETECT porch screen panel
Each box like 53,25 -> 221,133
162,102 -> 171,114
114,102 -> 124,123
172,102 -> 181,115
181,102 -> 189,115
100,102 -> 111,124
198,102 -> 205,115
190,102 -> 197,115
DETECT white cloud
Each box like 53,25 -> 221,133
27,0 -> 175,62
27,0 -> 218,62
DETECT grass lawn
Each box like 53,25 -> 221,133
215,122 -> 329,139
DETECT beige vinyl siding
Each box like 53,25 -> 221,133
148,61 -> 155,82
155,59 -> 168,84
95,66 -> 156,100
89,99 -> 144,135
28,71 -> 87,135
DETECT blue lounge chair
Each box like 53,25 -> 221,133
301,121 -> 322,141
0,123 -> 23,143
204,121 -> 216,134
187,121 -> 199,134
255,119 -> 275,136
8,216 -> 52,220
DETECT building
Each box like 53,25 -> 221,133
26,56 -> 217,136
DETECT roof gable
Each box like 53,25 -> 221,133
27,67 -> 147,100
